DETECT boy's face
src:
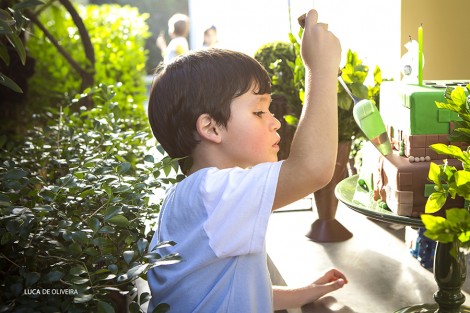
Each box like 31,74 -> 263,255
218,86 -> 281,168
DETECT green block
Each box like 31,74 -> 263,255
380,81 -> 465,135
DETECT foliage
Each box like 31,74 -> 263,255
0,0 -> 43,93
255,29 -> 383,143
422,84 -> 470,257
254,41 -> 300,117
27,3 -> 150,114
0,84 -> 182,312
89,0 -> 189,74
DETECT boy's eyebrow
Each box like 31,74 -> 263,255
256,94 -> 271,103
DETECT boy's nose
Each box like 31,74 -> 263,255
272,114 -> 281,131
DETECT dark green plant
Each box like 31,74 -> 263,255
421,84 -> 470,257
26,3 -> 150,114
0,84 -> 182,312
0,0 -> 43,93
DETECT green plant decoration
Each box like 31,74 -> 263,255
421,84 -> 470,257
255,30 -> 383,143
0,84 -> 182,312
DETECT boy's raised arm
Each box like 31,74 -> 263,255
273,9 -> 341,210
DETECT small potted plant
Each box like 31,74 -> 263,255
420,83 -> 470,312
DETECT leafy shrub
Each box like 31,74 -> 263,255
0,84 -> 182,312
422,84 -> 470,258
27,3 -> 150,115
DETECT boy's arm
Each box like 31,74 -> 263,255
272,269 -> 347,310
273,9 -> 341,210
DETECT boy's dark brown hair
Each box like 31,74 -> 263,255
148,48 -> 271,166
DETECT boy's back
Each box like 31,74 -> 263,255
147,163 -> 281,312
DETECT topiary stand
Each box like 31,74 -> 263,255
307,141 -> 353,242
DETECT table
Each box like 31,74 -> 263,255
335,175 -> 470,313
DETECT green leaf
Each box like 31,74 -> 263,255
70,277 -> 89,284
24,272 -> 40,287
123,250 -> 134,264
0,44 -> 10,65
455,170 -> 470,188
139,292 -> 151,305
6,33 -> 25,65
144,155 -> 154,163
155,241 -> 177,249
47,271 -> 64,282
12,0 -> 45,10
88,217 -> 101,233
70,266 -> 87,276
104,206 -> 120,220
107,215 -> 129,227
451,86 -> 467,106
74,293 -> 94,304
283,114 -> 298,126
129,302 -> 141,313
428,162 -> 441,185
137,238 -> 148,255
126,264 -> 148,279
3,168 -> 28,179
425,192 -> 447,213
430,144 -> 465,161
98,226 -> 115,234
154,303 -> 170,313
117,162 -> 131,174
68,242 -> 82,256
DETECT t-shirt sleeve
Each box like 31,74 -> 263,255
201,161 -> 283,258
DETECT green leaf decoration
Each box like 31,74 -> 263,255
283,114 -> 298,126
428,162 -> 441,185
425,192 -> 447,213
451,86 -> 468,106
430,144 -> 465,160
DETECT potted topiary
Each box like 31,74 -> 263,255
420,83 -> 470,312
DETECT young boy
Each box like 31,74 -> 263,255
147,9 -> 347,313
156,13 -> 190,64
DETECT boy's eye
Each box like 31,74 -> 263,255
253,111 -> 266,117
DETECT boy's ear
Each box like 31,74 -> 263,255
195,114 -> 222,143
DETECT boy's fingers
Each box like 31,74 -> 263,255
297,9 -> 318,28
305,9 -> 319,26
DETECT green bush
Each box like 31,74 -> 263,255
0,84 -> 182,312
27,3 -> 150,115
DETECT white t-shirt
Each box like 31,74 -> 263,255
147,161 -> 283,313
163,36 -> 189,64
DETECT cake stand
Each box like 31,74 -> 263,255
335,175 -> 470,313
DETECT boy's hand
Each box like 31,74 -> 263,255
300,9 -> 341,77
